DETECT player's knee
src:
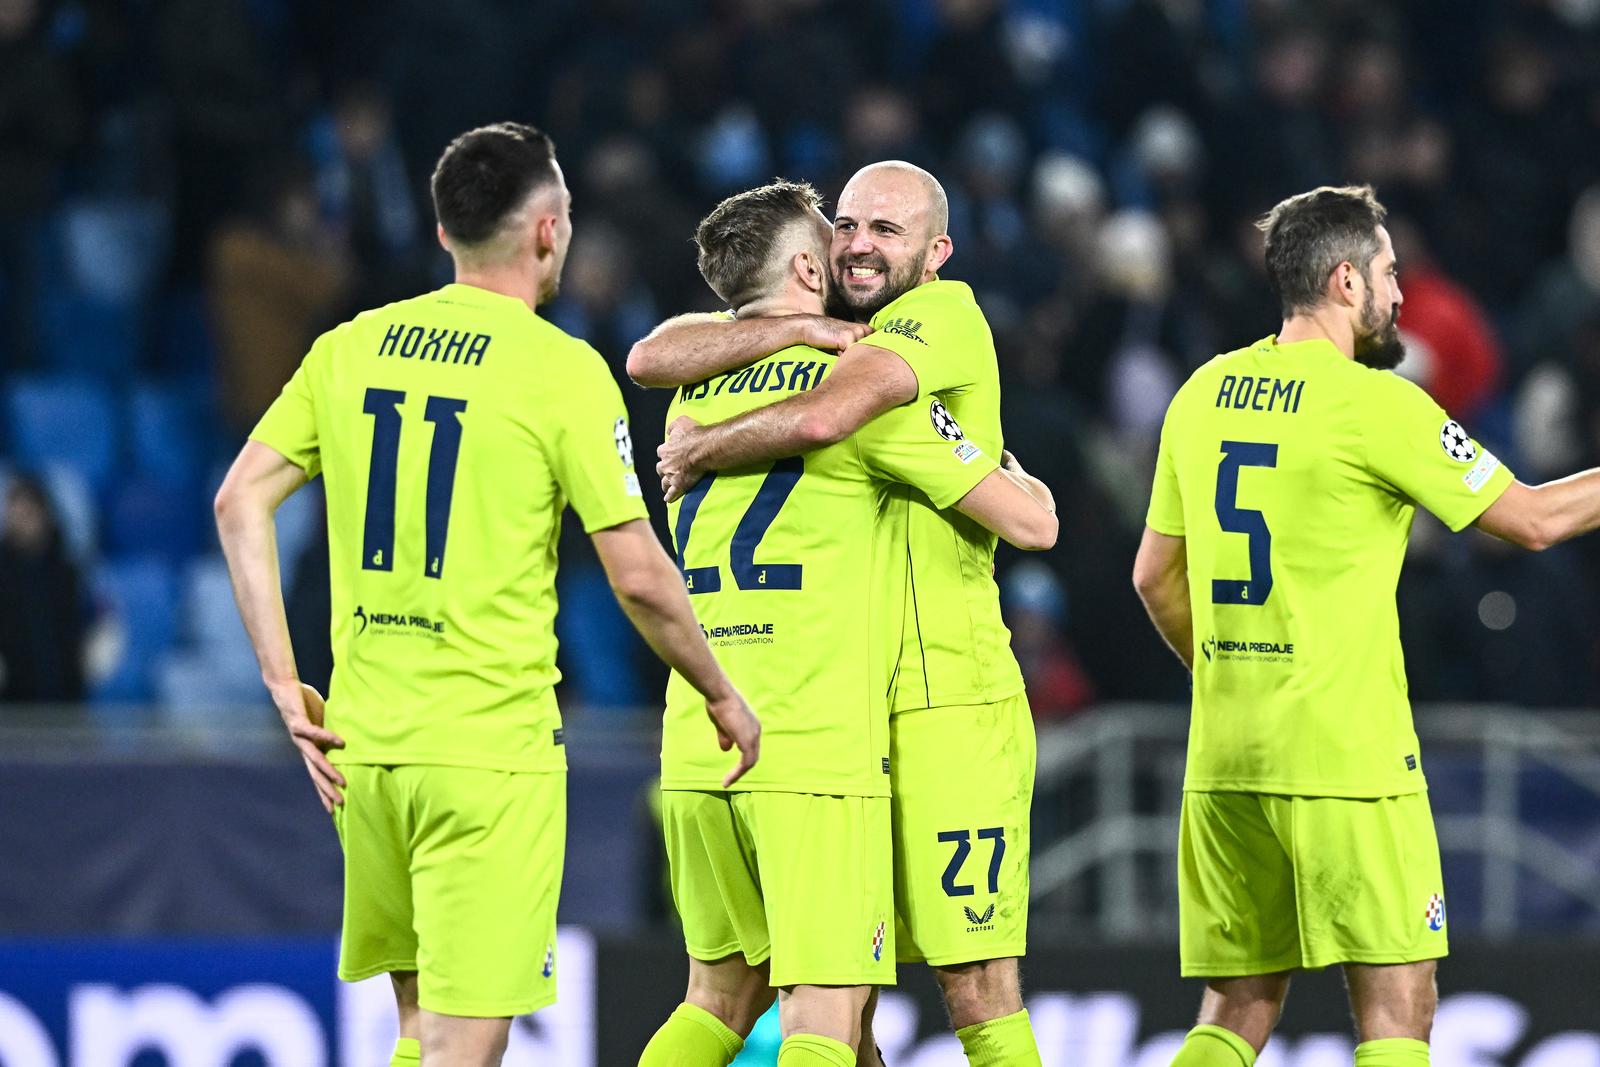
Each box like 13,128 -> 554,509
779,985 -> 869,1048
1196,975 -> 1291,1052
685,969 -> 774,1038
932,958 -> 1023,1029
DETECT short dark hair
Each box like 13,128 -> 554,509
695,180 -> 825,308
431,122 -> 559,247
1257,185 -> 1388,316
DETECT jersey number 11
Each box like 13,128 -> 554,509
361,387 -> 467,579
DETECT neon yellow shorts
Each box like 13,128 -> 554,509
332,764 -> 565,1016
1178,790 -> 1449,976
891,693 -> 1035,966
661,789 -> 895,987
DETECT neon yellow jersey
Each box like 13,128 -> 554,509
865,280 -> 1026,712
660,342 -> 998,796
1147,335 -> 1515,797
251,283 -> 648,772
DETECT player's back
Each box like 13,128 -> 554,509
252,283 -> 644,772
661,346 -> 896,797
1151,334 -> 1511,797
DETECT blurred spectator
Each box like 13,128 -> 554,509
1002,561 -> 1093,720
0,475 -> 87,703
156,0 -> 281,283
207,166 -> 350,435
309,82 -> 424,305
0,0 -> 83,368
1388,217 -> 1505,423
1515,185 -> 1600,381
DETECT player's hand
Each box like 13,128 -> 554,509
797,315 -> 872,352
705,689 -> 760,787
658,415 -> 706,503
269,680 -> 347,813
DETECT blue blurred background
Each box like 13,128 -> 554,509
1,0 -> 1598,1064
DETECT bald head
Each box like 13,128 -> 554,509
842,160 -> 949,239
829,160 -> 955,319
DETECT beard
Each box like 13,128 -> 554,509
1353,288 -> 1405,370
829,251 -> 927,322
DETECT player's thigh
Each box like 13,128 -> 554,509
405,765 -> 565,1017
1275,792 -> 1447,970
660,789 -> 771,967
333,764 -> 419,982
737,790 -> 896,988
890,695 -> 1033,966
1178,791 -> 1300,977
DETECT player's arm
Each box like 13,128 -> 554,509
1475,472 -> 1600,551
952,464 -> 1058,551
626,312 -> 872,388
214,440 -> 346,810
1132,526 -> 1193,672
657,342 -> 919,501
590,519 -> 760,786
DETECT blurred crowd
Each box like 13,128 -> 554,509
3,0 -> 1600,715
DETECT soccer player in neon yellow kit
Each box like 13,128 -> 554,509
635,162 -> 1045,1067
1134,184 -> 1600,1067
637,181 -> 1056,1067
213,123 -> 758,1067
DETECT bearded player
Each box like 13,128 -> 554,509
633,161 -> 1044,1067
1135,183 -> 1600,1067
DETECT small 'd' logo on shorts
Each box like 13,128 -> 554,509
1424,894 -> 1446,932
871,921 -> 885,962
542,943 -> 555,978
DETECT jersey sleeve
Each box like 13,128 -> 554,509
854,394 -> 999,509
867,285 -> 981,395
1362,374 -> 1515,531
1145,410 -> 1185,536
546,345 -> 651,533
249,334 -> 326,478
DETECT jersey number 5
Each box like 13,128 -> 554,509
361,388 -> 467,579
673,457 -> 805,593
1212,440 -> 1277,605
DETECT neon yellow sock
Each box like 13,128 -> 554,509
638,1003 -> 744,1066
1354,1038 -> 1430,1066
777,1033 -> 855,1066
1170,1024 -> 1257,1067
390,1037 -> 420,1067
954,1009 -> 1043,1066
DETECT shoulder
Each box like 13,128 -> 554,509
1357,366 -> 1440,414
875,280 -> 984,326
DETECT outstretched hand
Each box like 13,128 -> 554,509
658,415 -> 707,504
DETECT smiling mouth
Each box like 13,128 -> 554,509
844,263 -> 885,283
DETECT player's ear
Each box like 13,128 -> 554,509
533,212 -> 558,258
794,250 -> 823,294
1332,260 -> 1360,308
436,223 -> 451,253
926,233 -> 954,276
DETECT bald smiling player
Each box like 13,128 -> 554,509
633,162 -> 1045,1067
